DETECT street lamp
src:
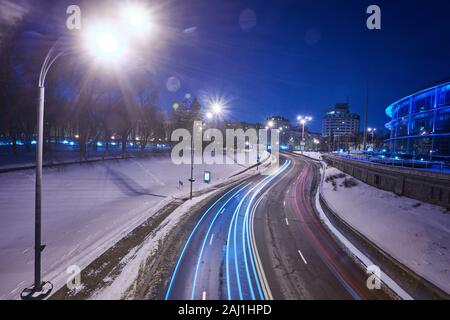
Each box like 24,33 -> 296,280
313,138 -> 320,151
85,26 -> 125,62
211,102 -> 224,115
21,6 -> 152,300
368,127 -> 376,150
297,115 -> 312,153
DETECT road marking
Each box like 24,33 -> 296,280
285,218 -> 289,225
219,208 -> 225,215
202,291 -> 207,300
298,250 -> 308,265
209,234 -> 214,246
283,201 -> 286,207
248,160 -> 294,301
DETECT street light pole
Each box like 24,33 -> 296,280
21,42 -> 66,299
254,124 -> 260,171
368,128 -> 376,150
297,116 -> 312,154
372,129 -> 376,149
34,85 -> 45,292
189,132 -> 194,200
301,122 -> 305,142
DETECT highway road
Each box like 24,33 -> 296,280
165,153 -> 390,300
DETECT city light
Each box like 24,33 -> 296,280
84,24 -> 126,62
84,5 -> 154,64
121,4 -> 156,37
211,103 -> 223,115
297,115 -> 312,121
298,115 -> 312,125
123,5 -> 148,29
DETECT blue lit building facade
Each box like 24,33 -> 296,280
385,82 -> 450,162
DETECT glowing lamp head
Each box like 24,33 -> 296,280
124,7 -> 146,28
85,25 -> 125,62
206,112 -> 213,120
121,5 -> 154,37
211,103 -> 223,115
96,33 -> 119,53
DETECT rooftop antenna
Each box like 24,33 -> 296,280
363,84 -> 369,151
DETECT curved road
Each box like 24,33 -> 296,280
165,154 -> 389,300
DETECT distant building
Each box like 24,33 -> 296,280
322,103 -> 360,138
266,116 -> 291,147
224,121 -> 258,131
385,81 -> 450,161
266,116 -> 291,131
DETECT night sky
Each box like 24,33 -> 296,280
157,0 -> 450,132
7,0 -> 450,132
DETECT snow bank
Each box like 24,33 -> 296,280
293,151 -> 323,161
322,166 -> 450,294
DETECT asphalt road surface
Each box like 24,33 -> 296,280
165,153 -> 390,300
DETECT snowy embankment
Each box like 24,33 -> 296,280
0,151 -> 260,299
321,166 -> 450,294
293,151 -> 323,161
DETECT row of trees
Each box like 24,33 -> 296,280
0,47 -> 168,160
0,13 -> 205,161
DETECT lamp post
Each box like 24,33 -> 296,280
189,126 -> 195,200
21,5 -> 152,300
313,138 -> 320,151
297,116 -> 312,153
190,102 -> 225,201
20,41 -> 69,300
368,127 -> 376,150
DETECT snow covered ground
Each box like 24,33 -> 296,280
0,152 -> 257,299
321,166 -> 450,294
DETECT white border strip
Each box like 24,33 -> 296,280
314,164 -> 413,300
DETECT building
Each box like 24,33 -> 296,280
224,121 -> 258,131
266,116 -> 291,131
322,103 -> 360,138
385,81 -> 450,162
322,103 -> 360,151
266,116 -> 291,147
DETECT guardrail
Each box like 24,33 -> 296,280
322,154 -> 450,209
334,153 -> 450,173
